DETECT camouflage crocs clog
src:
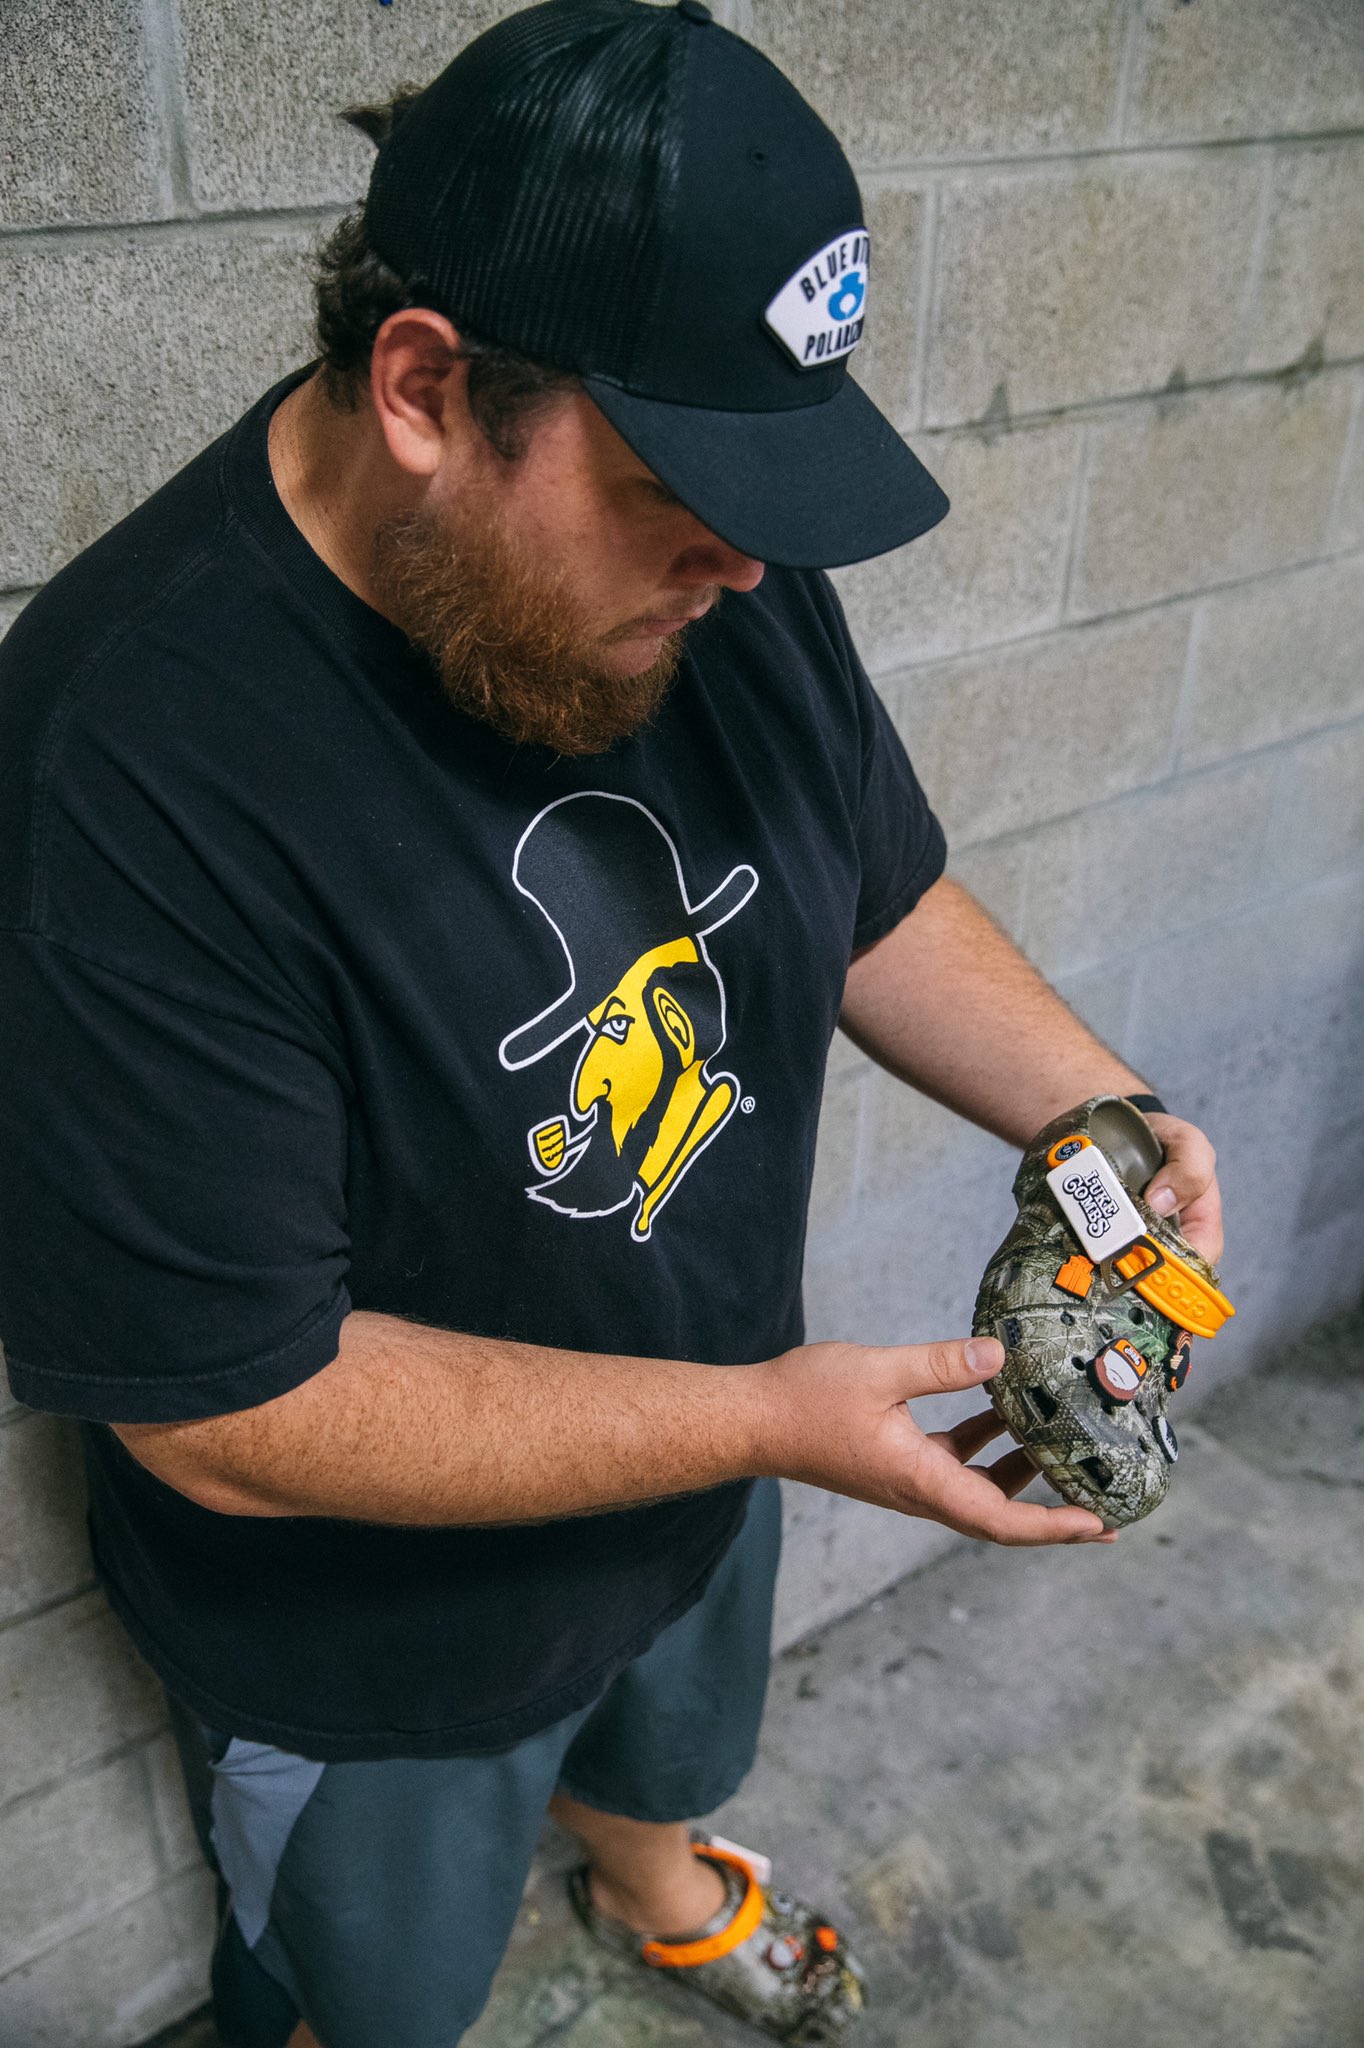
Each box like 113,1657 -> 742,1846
568,1833 -> 866,2043
973,1095 -> 1235,1529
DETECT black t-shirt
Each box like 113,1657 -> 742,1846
0,370 -> 945,1760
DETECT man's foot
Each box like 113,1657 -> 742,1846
587,1851 -> 728,1940
569,1833 -> 866,2043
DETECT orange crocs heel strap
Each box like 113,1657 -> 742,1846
1113,1237 -> 1235,1339
641,1846 -> 766,1969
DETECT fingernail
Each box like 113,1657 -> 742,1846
965,1338 -> 1003,1375
1149,1185 -> 1179,1216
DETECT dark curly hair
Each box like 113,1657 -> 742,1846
312,90 -> 579,461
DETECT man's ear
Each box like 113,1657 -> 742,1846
653,987 -> 695,1062
369,309 -> 470,478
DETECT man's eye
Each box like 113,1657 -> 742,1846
599,1015 -> 632,1043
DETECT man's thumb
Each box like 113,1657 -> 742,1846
904,1335 -> 1004,1397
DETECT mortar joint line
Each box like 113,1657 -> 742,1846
1323,369 -> 1364,548
0,1722 -> 171,1831
0,1577 -> 98,1642
0,1865 -> 204,1991
1056,418 -> 1094,621
863,535 -> 1364,694
1167,593 -> 1208,776
1228,143 -> 1279,375
139,0 -> 196,217
908,180 -> 941,432
0,202 -> 346,254
1109,0 -> 1146,149
850,125 -> 1364,186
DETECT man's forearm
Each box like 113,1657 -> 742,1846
115,1310 -> 770,1523
840,876 -> 1149,1147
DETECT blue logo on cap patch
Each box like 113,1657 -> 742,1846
827,271 -> 865,322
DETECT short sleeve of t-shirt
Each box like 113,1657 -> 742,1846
807,572 -> 946,947
0,930 -> 352,1423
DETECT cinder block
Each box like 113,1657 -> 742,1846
925,156 -> 1263,428
144,1729 -> 204,1876
0,224 -> 317,589
1125,869 -> 1364,1116
0,594 -> 32,645
0,1592 -> 164,1809
825,1025 -> 874,1085
774,1482 -> 959,1651
1123,0 -> 1364,145
1244,143 -> 1364,374
856,1074 -> 988,1213
177,0 -> 513,211
1268,721 -> 1364,889
883,606 -> 1190,848
945,835 -> 1030,942
1067,375 -> 1353,619
0,0 -> 162,229
851,183 -> 928,434
833,419 -> 1081,673
1052,956 -> 1138,1060
1020,757 -> 1278,980
806,1067 -> 865,1236
747,0 -> 1127,164
0,1866 -> 213,2048
0,1414 -> 93,1629
0,1753 -> 162,1976
1179,552 -> 1364,767
810,1141 -> 1016,1344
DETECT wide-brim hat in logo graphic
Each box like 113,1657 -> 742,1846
498,793 -> 757,1242
362,0 -> 949,570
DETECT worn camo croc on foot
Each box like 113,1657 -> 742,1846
973,1095 -> 1235,1529
568,1833 -> 866,2043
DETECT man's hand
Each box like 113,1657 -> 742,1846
756,1334 -> 1116,1546
1143,1113 -> 1224,1265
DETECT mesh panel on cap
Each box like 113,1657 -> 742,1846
365,0 -> 683,380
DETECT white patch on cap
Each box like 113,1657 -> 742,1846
764,230 -> 870,370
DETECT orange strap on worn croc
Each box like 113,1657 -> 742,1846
641,1845 -> 766,1969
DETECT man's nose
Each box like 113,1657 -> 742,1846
674,527 -> 766,593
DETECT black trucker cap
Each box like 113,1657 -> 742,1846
364,0 -> 948,570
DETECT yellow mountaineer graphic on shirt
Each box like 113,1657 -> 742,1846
498,792 -> 758,1243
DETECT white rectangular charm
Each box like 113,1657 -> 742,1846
1046,1146 -> 1145,1263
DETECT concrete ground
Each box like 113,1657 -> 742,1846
150,1310 -> 1364,2048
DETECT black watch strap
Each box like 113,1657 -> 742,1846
1125,1092 -> 1168,1118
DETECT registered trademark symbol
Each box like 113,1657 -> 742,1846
740,1096 -> 756,1114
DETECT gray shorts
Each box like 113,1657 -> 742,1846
167,1478 -> 781,2048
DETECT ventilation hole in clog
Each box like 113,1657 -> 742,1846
1071,1354 -> 1088,1371
1078,1455 -> 1114,1491
1024,1384 -> 1059,1422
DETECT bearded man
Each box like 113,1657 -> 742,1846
0,5 -> 1223,2046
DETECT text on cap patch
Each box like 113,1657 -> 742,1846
764,230 -> 870,370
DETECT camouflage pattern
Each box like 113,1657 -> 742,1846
973,1096 -> 1227,1529
569,1838 -> 866,2042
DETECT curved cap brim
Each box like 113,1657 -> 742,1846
582,371 -> 949,571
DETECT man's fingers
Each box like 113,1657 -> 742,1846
900,1438 -> 1112,1546
1144,1115 -> 1216,1218
982,1445 -> 1042,1498
937,1408 -> 1011,1465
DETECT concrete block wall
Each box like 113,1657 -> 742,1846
0,3 -> 1361,2040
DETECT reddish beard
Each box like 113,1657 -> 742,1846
371,500 -> 693,755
